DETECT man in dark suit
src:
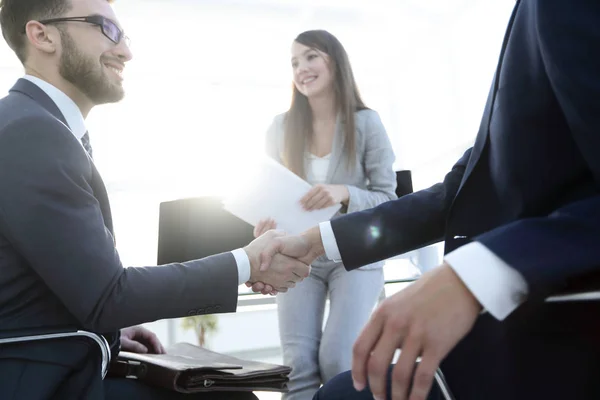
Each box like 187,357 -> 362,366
0,0 -> 310,398
253,0 -> 600,399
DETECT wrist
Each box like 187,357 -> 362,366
338,185 -> 350,205
301,226 -> 325,260
243,246 -> 260,280
441,262 -> 483,312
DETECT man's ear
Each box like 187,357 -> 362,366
25,21 -> 59,55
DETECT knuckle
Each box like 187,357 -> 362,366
389,314 -> 409,333
352,341 -> 368,359
407,324 -> 425,342
413,369 -> 434,388
392,364 -> 410,386
367,354 -> 388,376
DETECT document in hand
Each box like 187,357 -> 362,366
222,156 -> 341,235
109,342 -> 292,393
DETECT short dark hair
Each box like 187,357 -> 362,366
0,0 -> 114,63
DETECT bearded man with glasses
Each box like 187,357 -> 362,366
0,0 -> 310,398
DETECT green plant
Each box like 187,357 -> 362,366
180,314 -> 218,347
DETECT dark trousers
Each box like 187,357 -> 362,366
313,366 -> 443,400
104,378 -> 259,400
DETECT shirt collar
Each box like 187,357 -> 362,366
22,75 -> 87,141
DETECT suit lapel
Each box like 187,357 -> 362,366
456,0 -> 521,194
325,113 -> 345,183
9,79 -> 115,236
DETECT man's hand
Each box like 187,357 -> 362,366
245,226 -> 325,294
300,184 -> 349,211
121,325 -> 166,354
244,230 -> 311,293
351,263 -> 481,400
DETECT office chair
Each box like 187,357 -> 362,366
395,170 -> 414,198
0,329 -> 112,379
157,196 -> 254,264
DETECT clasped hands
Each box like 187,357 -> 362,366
246,227 -> 483,400
243,184 -> 347,294
242,229 -> 323,294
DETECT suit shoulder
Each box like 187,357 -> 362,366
0,94 -> 69,137
354,108 -> 386,138
0,115 -> 80,164
0,93 -> 70,136
266,111 -> 288,140
0,113 -> 71,143
355,108 -> 383,126
272,112 -> 287,129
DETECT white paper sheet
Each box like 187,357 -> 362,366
222,157 -> 341,235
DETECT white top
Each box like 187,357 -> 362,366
319,221 -> 528,321
22,75 -> 252,285
305,152 -> 331,185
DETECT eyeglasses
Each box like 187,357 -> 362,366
24,15 -> 130,47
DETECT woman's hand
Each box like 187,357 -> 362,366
300,184 -> 349,211
253,218 -> 277,238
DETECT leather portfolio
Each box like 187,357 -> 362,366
108,342 -> 291,393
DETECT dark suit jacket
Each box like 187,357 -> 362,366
0,79 -> 240,398
331,1 -> 600,399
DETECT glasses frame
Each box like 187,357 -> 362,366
23,15 -> 130,46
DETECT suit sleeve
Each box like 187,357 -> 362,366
331,148 -> 472,270
474,1 -> 600,301
345,110 -> 398,213
0,117 -> 239,332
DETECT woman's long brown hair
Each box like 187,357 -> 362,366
283,30 -> 367,178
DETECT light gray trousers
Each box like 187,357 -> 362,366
276,261 -> 384,400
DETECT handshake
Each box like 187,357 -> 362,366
242,228 -> 325,295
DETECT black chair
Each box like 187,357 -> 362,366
157,196 -> 255,264
395,170 -> 414,198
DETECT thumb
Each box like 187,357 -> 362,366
259,238 -> 283,272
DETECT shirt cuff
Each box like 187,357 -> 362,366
444,241 -> 529,320
231,248 -> 251,285
319,221 -> 342,262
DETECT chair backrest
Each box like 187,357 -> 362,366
395,170 -> 414,198
157,196 -> 255,264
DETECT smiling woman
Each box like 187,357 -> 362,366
258,29 -> 398,399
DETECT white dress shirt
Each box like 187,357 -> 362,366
23,75 -> 252,285
319,221 -> 529,320
23,75 -> 87,141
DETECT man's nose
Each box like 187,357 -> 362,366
115,38 -> 133,62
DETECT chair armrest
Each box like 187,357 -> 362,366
546,291 -> 600,303
0,330 -> 111,379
